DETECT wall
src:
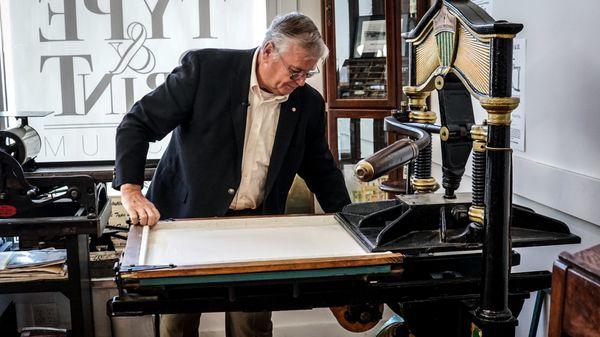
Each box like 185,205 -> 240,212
488,0 -> 600,226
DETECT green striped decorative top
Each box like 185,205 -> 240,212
436,31 -> 455,67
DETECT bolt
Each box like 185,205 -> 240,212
360,311 -> 372,323
70,189 -> 80,200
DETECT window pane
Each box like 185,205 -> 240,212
336,117 -> 387,202
0,1 -> 266,162
334,0 -> 388,100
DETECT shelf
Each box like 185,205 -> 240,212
0,278 -> 68,294
338,57 -> 387,99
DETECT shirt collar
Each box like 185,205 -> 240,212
250,48 -> 289,104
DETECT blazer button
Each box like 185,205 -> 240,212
227,188 -> 235,195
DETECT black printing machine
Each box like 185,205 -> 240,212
0,110 -> 111,337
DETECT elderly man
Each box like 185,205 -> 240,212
113,12 -> 351,337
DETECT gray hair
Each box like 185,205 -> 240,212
262,12 -> 329,60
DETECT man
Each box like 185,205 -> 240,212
113,12 -> 351,337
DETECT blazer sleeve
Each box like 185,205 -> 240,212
113,51 -> 201,189
297,95 -> 351,212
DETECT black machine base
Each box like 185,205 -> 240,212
336,193 -> 580,254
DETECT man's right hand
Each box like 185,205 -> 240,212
120,183 -> 161,226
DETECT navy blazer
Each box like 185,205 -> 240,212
113,48 -> 351,218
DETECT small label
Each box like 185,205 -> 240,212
0,205 -> 17,217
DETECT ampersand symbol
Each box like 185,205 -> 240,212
110,22 -> 156,75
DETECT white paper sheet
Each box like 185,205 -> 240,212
141,215 -> 369,266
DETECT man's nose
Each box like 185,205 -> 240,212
294,76 -> 307,86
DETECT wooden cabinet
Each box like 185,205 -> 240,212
322,0 -> 428,198
323,0 -> 403,109
549,244 -> 600,337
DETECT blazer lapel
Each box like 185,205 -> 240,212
264,94 -> 300,199
229,48 -> 256,160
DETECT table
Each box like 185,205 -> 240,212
549,244 -> 600,337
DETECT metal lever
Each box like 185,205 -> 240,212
354,117 -> 431,182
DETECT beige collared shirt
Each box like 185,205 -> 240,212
229,49 -> 289,210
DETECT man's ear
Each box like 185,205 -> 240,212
263,41 -> 275,57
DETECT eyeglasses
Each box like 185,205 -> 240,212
276,51 -> 320,81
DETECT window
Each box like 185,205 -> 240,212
0,0 -> 267,162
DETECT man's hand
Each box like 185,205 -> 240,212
120,183 -> 161,226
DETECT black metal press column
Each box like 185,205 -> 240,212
475,37 -> 520,336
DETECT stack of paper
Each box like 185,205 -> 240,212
0,248 -> 67,282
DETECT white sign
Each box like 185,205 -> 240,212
1,0 -> 266,162
511,38 -> 526,152
472,0 -> 494,16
